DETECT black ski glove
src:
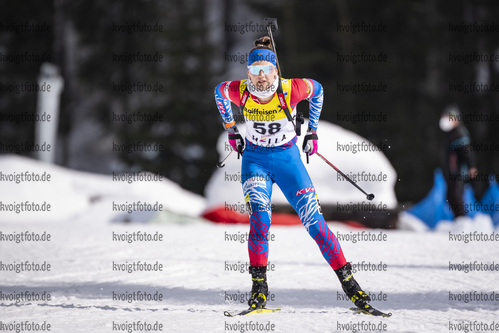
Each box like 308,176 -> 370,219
302,127 -> 318,155
228,126 -> 244,157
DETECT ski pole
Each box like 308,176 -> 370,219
217,150 -> 234,168
315,151 -> 375,201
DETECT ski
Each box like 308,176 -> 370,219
224,307 -> 281,317
225,305 -> 390,317
349,304 -> 392,317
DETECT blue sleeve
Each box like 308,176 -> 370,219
306,79 -> 323,131
214,81 -> 236,127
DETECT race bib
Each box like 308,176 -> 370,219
241,79 -> 296,147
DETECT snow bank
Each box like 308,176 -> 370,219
399,210 -> 499,233
0,155 -> 206,223
204,120 -> 397,211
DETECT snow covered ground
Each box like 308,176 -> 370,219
1,156 -> 499,333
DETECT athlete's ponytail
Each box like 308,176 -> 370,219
251,36 -> 273,52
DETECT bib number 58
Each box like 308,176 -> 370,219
253,122 -> 281,135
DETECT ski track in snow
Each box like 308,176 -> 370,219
2,213 -> 499,333
1,156 -> 498,332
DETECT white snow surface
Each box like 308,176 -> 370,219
1,155 -> 499,332
205,120 -> 398,212
0,155 -> 206,223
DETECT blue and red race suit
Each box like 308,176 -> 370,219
214,78 -> 347,270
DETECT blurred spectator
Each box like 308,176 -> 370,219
439,105 -> 478,218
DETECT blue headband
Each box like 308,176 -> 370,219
247,49 -> 277,66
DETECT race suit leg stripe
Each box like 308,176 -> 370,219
242,152 -> 274,267
273,144 -> 347,270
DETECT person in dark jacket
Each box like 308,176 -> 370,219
439,105 -> 478,218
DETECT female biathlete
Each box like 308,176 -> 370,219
214,36 -> 371,311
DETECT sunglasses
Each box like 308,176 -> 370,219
247,65 -> 275,75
